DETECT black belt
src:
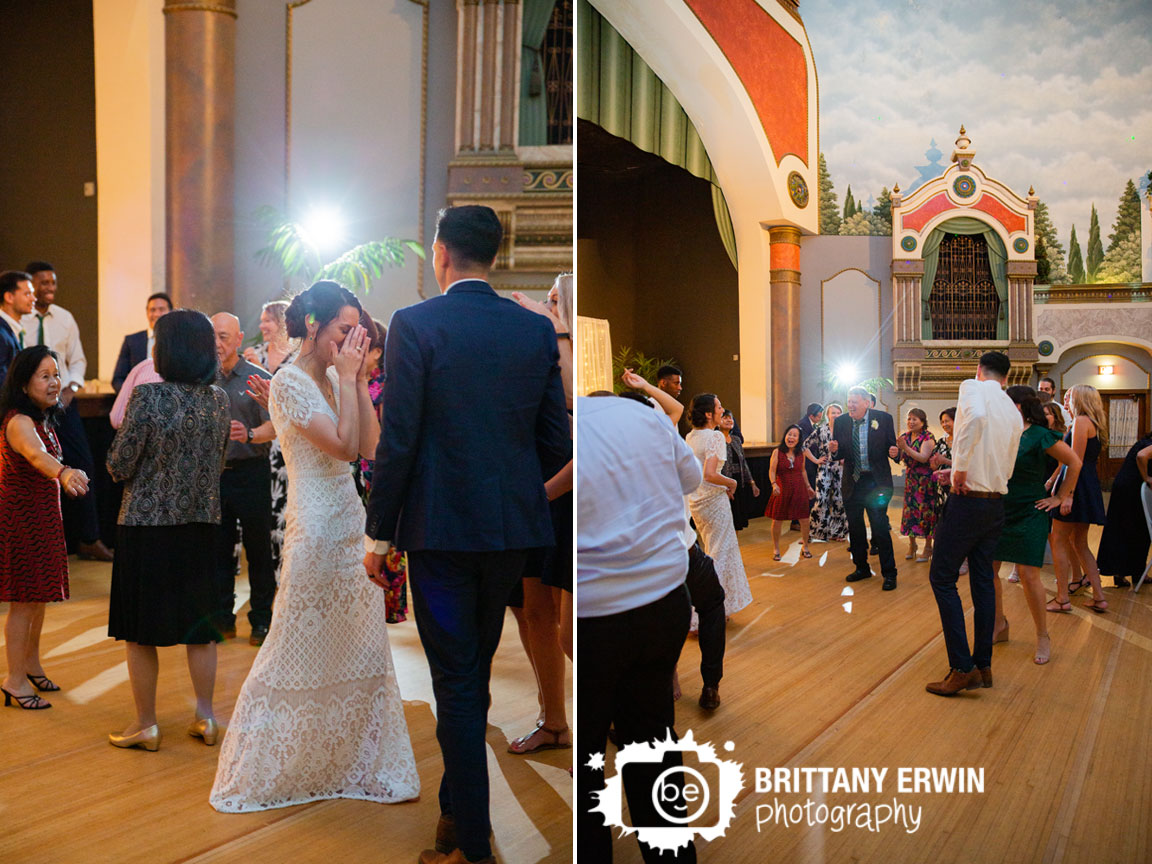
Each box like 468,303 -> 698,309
958,490 -> 1001,499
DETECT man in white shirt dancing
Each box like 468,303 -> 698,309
578,392 -> 702,863
927,351 -> 1023,696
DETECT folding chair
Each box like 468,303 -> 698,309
1134,482 -> 1152,593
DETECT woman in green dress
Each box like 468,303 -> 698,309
991,386 -> 1082,665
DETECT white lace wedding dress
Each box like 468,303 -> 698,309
210,364 -> 420,812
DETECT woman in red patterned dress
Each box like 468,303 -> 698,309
0,346 -> 90,709
766,423 -> 817,560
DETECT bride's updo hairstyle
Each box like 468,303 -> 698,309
285,280 -> 362,340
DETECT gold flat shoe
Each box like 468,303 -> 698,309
188,717 -> 219,746
109,724 -> 161,752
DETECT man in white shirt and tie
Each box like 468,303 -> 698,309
927,351 -> 1023,696
0,270 -> 34,383
20,261 -> 113,562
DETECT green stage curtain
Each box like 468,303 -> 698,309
519,0 -> 555,146
920,216 -> 1009,340
577,0 -> 736,268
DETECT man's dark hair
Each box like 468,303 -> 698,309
147,292 -> 173,310
1039,376 -> 1056,390
1037,390 -> 1054,404
0,345 -> 65,428
618,391 -> 654,408
656,365 -> 682,381
154,309 -> 218,384
0,270 -> 32,303
979,351 -> 1011,380
806,402 -> 823,418
434,205 -> 502,268
25,261 -> 54,276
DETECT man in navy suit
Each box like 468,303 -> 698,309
830,386 -> 901,589
363,205 -> 569,864
0,271 -> 35,384
111,292 -> 172,391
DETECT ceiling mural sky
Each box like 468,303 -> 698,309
803,0 -> 1151,245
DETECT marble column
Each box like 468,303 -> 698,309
769,226 -> 802,441
1006,260 -> 1038,344
163,0 -> 236,314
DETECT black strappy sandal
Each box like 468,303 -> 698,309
2,687 -> 51,710
1067,576 -> 1089,596
27,674 -> 60,692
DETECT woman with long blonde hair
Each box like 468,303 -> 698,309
1046,384 -> 1109,614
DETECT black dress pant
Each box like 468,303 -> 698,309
845,473 -> 896,577
929,494 -> 1003,670
57,400 -> 100,545
579,584 -> 697,864
407,548 -> 527,862
686,542 -> 725,689
215,458 -> 275,629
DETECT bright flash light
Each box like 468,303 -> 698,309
835,364 -> 859,387
301,206 -> 346,254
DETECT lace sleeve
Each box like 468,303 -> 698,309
708,430 -> 727,463
271,367 -> 317,430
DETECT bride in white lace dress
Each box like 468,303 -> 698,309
211,283 -> 419,812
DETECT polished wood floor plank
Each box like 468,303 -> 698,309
609,512 -> 1147,863
0,558 -> 571,863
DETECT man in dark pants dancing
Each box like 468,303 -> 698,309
926,351 -> 1022,696
830,387 -> 900,590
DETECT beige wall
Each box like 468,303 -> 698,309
93,0 -> 165,380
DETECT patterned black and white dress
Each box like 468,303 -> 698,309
805,424 -> 847,541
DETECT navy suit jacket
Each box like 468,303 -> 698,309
0,323 -> 20,385
365,280 -> 570,552
113,330 -> 148,392
832,409 -> 898,498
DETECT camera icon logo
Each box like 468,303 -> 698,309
588,729 -> 744,853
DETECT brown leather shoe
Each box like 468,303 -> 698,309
925,667 -> 983,696
434,815 -> 494,856
78,540 -> 114,562
699,686 -> 720,710
418,849 -> 495,864
977,666 -> 993,688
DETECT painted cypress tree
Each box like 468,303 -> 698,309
818,153 -> 841,235
1067,224 -> 1085,284
1107,178 -> 1141,251
1086,204 -> 1104,281
872,187 -> 892,234
1035,233 -> 1051,283
1033,200 -> 1067,283
843,185 -> 856,220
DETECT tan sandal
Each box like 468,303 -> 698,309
508,725 -> 571,754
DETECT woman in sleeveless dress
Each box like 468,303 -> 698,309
1047,384 -> 1110,614
684,394 -> 752,621
806,403 -> 848,542
211,281 -> 419,812
766,424 -> 816,560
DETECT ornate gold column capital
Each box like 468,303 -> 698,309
767,225 -> 802,246
163,0 -> 237,18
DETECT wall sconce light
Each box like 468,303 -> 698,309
1098,365 -> 1114,376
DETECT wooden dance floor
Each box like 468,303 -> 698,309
611,504 -> 1149,864
0,560 -> 572,864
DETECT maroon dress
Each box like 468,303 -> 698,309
767,446 -> 811,521
0,410 -> 69,602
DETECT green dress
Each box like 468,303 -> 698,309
995,424 -> 1062,566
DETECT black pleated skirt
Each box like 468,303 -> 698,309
108,523 -> 222,646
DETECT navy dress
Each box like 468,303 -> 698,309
1097,437 -> 1152,577
1052,428 -> 1106,525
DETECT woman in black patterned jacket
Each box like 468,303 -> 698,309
105,309 -> 230,752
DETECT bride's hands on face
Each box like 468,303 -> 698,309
333,325 -> 368,381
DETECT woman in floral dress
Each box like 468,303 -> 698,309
805,402 -> 847,542
896,407 -> 937,561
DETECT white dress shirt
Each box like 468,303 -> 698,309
21,304 -> 86,388
577,396 -> 703,618
950,378 -> 1023,494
